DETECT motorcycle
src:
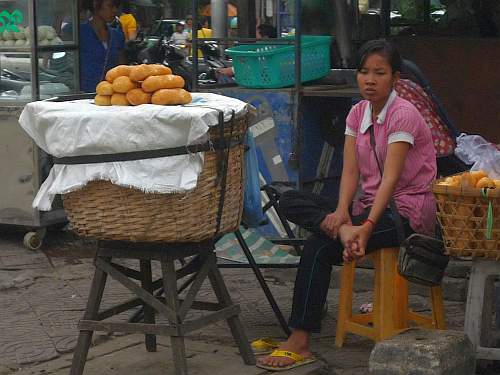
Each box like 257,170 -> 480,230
133,37 -> 232,90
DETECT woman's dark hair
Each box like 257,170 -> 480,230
197,16 -> 210,28
81,0 -> 121,13
356,39 -> 402,73
257,23 -> 277,38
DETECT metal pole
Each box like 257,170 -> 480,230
333,0 -> 353,68
293,0 -> 302,189
381,0 -> 391,37
211,0 -> 228,39
29,0 -> 39,100
191,0 -> 198,91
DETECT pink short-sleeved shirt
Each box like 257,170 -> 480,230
345,90 -> 437,235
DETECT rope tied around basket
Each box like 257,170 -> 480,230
481,188 -> 494,240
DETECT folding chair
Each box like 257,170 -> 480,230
216,227 -> 302,336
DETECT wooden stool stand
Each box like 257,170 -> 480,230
335,247 -> 446,346
70,239 -> 255,375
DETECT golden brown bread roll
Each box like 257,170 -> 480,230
151,88 -> 192,105
110,93 -> 130,106
142,75 -> 185,92
94,95 -> 112,106
112,76 -> 136,93
105,65 -> 132,82
126,88 -> 152,106
96,81 -> 114,95
129,64 -> 173,82
129,64 -> 154,82
151,64 -> 172,75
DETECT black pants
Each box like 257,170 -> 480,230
278,190 -> 413,332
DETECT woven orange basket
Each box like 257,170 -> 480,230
433,178 -> 500,259
62,115 -> 248,243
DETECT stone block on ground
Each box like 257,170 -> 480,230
369,329 -> 475,375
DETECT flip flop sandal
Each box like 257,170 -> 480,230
359,302 -> 373,314
256,349 -> 316,371
251,338 -> 281,355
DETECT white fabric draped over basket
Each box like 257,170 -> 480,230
19,93 -> 254,211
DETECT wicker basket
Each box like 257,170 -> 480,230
432,178 -> 500,259
62,115 -> 248,243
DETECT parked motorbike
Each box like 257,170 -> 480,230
133,37 -> 231,90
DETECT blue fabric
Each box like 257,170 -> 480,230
243,132 -> 266,227
79,22 -> 125,92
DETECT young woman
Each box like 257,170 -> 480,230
80,0 -> 126,92
257,39 -> 437,370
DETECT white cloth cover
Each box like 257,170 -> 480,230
19,93 -> 252,211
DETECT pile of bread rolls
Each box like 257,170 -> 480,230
94,64 -> 192,106
437,170 -> 500,189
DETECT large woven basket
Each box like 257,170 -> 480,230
433,178 -> 500,259
62,115 -> 248,243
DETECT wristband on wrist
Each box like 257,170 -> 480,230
363,218 -> 375,229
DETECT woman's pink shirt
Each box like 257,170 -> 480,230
345,91 -> 437,235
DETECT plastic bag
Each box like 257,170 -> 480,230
454,133 -> 500,179
242,132 -> 266,227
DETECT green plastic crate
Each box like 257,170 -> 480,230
226,35 -> 332,89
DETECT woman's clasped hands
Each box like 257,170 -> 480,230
338,222 -> 373,263
320,210 -> 373,263
319,210 -> 351,239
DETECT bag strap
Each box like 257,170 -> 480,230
368,125 -> 406,243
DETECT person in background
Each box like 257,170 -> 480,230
184,14 -> 193,34
256,23 -> 277,39
80,0 -> 126,92
257,39 -> 437,371
188,17 -> 212,58
217,23 -> 277,78
118,0 -> 137,41
170,21 -> 188,45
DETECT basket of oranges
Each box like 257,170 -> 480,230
432,171 -> 500,259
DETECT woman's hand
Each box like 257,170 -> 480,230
339,223 -> 373,262
319,210 -> 351,239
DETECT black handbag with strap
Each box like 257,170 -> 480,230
368,125 -> 449,286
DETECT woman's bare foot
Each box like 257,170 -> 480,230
257,329 -> 313,368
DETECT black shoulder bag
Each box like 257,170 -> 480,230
368,126 -> 449,286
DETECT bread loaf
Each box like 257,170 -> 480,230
112,76 -> 136,93
126,88 -> 152,106
142,75 -> 185,92
129,64 -> 154,82
110,93 -> 130,106
151,64 -> 172,76
129,64 -> 173,82
94,95 -> 112,106
105,65 -> 132,82
96,81 -> 114,96
151,88 -> 192,105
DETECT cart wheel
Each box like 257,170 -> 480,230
23,232 -> 43,251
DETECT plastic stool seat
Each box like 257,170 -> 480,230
335,247 -> 446,346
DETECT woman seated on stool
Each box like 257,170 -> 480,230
257,39 -> 437,371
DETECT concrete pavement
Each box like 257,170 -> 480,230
0,226 -> 470,374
